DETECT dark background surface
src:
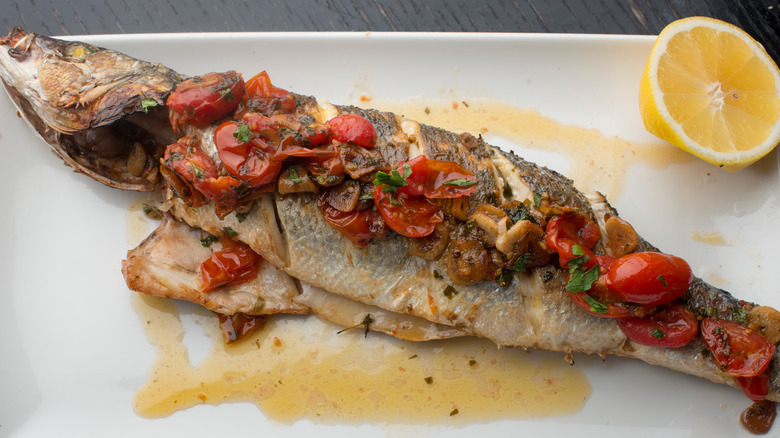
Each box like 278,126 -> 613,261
1,0 -> 778,63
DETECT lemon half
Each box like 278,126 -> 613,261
639,17 -> 780,171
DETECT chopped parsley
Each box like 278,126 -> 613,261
223,227 -> 238,238
424,376 -> 434,384
443,285 -> 459,299
372,163 -> 411,193
235,211 -> 249,223
433,270 -> 444,279
583,295 -> 608,314
218,87 -> 234,101
200,233 -> 219,247
233,124 -> 252,143
511,253 -> 531,272
140,98 -> 158,112
565,245 -> 599,293
189,163 -> 204,179
657,274 -> 667,287
497,270 -> 512,287
533,192 -> 542,208
443,178 -> 477,187
288,167 -> 303,183
651,328 -> 666,339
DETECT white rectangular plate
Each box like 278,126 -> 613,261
1,32 -> 778,438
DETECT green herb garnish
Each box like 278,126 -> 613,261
583,295 -> 608,314
219,87 -> 234,101
651,328 -> 666,339
433,270 -> 444,279
233,124 -> 252,143
372,163 -> 411,193
141,98 -> 158,112
200,234 -> 219,247
533,192 -> 541,208
443,178 -> 477,187
565,265 -> 599,293
189,163 -> 204,179
443,285 -> 459,299
657,274 -> 667,287
497,270 -> 512,287
424,376 -> 434,384
236,211 -> 249,223
288,167 -> 303,183
223,227 -> 238,238
511,253 -> 531,272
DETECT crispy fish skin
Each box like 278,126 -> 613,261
0,28 -> 181,191
162,101 -> 780,401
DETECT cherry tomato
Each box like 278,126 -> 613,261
214,121 -> 282,187
200,243 -> 260,292
327,114 -> 377,148
701,318 -> 776,378
617,303 -> 699,348
738,370 -> 770,401
373,185 -> 443,238
244,71 -> 296,113
318,198 -> 387,247
394,155 -> 429,196
163,141 -> 218,182
423,159 -> 478,198
304,143 -> 345,177
606,252 -> 692,307
568,290 -> 633,319
167,71 -> 244,127
545,214 -> 600,268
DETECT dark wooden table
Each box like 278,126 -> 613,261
2,0 -> 778,64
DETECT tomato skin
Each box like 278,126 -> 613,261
568,291 -> 634,319
167,71 -> 244,127
373,185 -> 443,238
244,71 -> 296,113
396,155 -> 429,196
423,159 -> 478,198
200,243 -> 260,292
617,303 -> 699,348
318,198 -> 387,247
163,141 -> 218,182
701,318 -> 776,378
214,121 -> 282,188
606,252 -> 692,307
545,215 -> 600,268
738,371 -> 770,402
327,114 -> 377,148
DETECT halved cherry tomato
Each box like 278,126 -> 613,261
244,71 -> 296,113
423,159 -> 478,198
395,155 -> 429,196
701,318 -> 776,378
163,141 -> 218,182
318,197 -> 387,247
738,370 -> 771,401
617,303 -> 699,348
606,252 -> 692,307
568,290 -> 633,319
327,114 -> 377,148
545,214 -> 600,268
304,143 -> 345,177
200,242 -> 260,292
167,71 -> 244,127
214,121 -> 282,187
373,185 -> 443,238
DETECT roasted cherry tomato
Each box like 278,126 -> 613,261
214,121 -> 282,188
395,155 -> 429,196
200,242 -> 260,292
327,114 -> 377,148
701,318 -> 776,378
244,71 -> 297,113
545,214 -> 600,268
738,370 -> 771,401
567,290 -> 633,319
373,185 -> 443,238
617,303 -> 699,348
423,159 -> 478,199
605,252 -> 692,307
167,71 -> 244,127
163,141 -> 218,182
318,198 -> 387,247
304,143 -> 345,177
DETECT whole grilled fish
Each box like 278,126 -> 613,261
3,28 -> 780,411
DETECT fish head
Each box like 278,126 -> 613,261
0,27 -> 183,191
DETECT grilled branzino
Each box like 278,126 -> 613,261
2,28 -> 779,406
